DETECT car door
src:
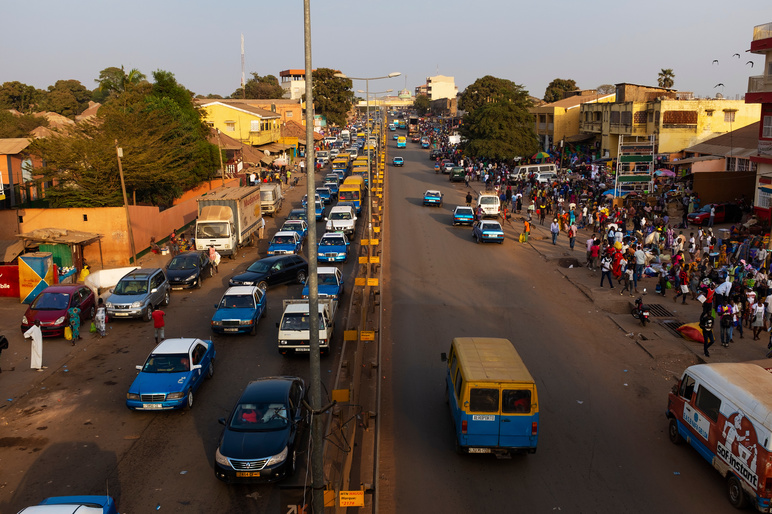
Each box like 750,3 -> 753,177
499,386 -> 536,448
190,342 -> 208,390
270,259 -> 287,285
79,286 -> 95,320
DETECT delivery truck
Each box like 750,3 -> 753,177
195,186 -> 262,257
277,298 -> 338,356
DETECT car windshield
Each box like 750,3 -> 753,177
246,260 -> 272,273
220,294 -> 256,309
698,205 -> 713,213
282,222 -> 302,231
230,402 -> 289,431
280,312 -> 325,331
288,211 -> 306,220
114,279 -> 148,295
168,255 -> 199,270
196,221 -> 229,239
142,353 -> 190,373
319,275 -> 339,286
272,236 -> 296,245
456,208 -> 473,215
321,237 -> 345,246
426,192 -> 440,198
479,197 -> 497,205
331,211 -> 352,220
482,223 -> 500,231
31,292 -> 70,310
316,189 -> 329,195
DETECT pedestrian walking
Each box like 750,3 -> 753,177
674,266 -> 689,305
68,304 -> 81,346
600,253 -> 615,289
550,218 -> 560,245
718,302 -> 734,347
568,223 -> 577,251
209,245 -> 220,274
23,320 -> 44,371
523,219 -> 530,243
0,334 -> 8,373
465,192 -> 473,207
752,298 -> 766,340
152,308 -> 166,344
700,309 -> 715,357
94,298 -> 107,337
619,262 -> 634,296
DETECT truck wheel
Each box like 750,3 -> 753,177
668,418 -> 682,445
727,475 -> 748,509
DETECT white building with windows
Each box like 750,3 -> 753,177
280,69 -> 306,100
425,75 -> 458,101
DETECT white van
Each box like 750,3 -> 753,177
477,194 -> 500,218
509,163 -> 557,183
535,172 -> 558,184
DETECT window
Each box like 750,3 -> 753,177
251,120 -> 260,132
225,121 -> 235,132
695,385 -> 721,423
502,390 -> 532,413
705,110 -> 713,117
454,372 -> 463,399
724,111 -> 736,123
192,344 -> 206,365
763,115 -> 772,138
758,189 -> 771,210
469,388 -> 499,413
678,374 -> 695,399
449,354 -> 458,382
286,111 -> 293,117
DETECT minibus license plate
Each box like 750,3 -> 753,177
472,415 -> 495,421
468,448 -> 491,453
236,471 -> 260,478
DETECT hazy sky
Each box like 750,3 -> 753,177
2,0 -> 769,101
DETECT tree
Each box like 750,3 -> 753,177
311,68 -> 353,127
460,100 -> 538,160
231,73 -> 284,99
0,110 -> 48,138
459,75 -> 531,115
0,81 -> 45,112
93,66 -> 147,101
596,84 -> 616,95
657,69 -> 675,89
413,94 -> 430,115
543,78 -> 578,103
43,80 -> 92,118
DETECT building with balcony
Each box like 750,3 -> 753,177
196,100 -> 281,147
280,69 -> 306,100
746,22 -> 772,220
530,90 -> 615,151
424,75 -> 458,101
579,83 -> 759,159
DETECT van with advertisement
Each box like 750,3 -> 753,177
441,337 -> 538,457
666,362 -> 772,510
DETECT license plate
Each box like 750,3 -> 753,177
295,347 -> 310,352
172,286 -> 185,290
142,404 -> 163,409
643,311 -> 650,316
468,448 -> 491,454
113,313 -> 129,317
224,328 -> 239,332
236,471 -> 261,478
472,415 -> 496,421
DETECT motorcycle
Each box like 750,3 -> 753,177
434,163 -> 440,174
631,289 -> 649,326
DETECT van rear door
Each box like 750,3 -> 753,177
464,384 -> 500,447
499,386 -> 538,449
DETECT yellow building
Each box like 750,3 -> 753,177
197,100 -> 281,147
579,83 -> 760,158
530,90 -> 615,150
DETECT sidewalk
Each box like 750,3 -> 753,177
475,188 -> 769,366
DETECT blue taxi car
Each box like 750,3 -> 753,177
21,496 -> 120,513
280,220 -> 308,242
472,221 -> 505,244
316,232 -> 350,263
323,181 -> 339,200
302,267 -> 344,300
301,194 -> 321,208
126,337 -> 215,410
392,156 -> 404,167
452,206 -> 475,226
211,286 -> 267,335
313,200 -> 324,221
267,231 -> 303,256
423,190 -> 443,207
316,187 -> 332,205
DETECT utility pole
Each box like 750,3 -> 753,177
115,141 -> 136,265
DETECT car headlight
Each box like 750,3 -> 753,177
215,447 -> 231,467
242,281 -> 255,286
167,392 -> 185,400
265,446 -> 288,467
105,302 -> 113,308
22,315 -> 28,324
126,393 -> 140,400
279,340 -> 288,345
131,301 -> 142,308
211,320 -> 222,326
186,274 -> 197,281
55,316 -> 66,325
244,319 -> 254,325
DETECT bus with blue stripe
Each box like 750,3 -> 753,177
338,176 -> 365,213
442,337 -> 538,456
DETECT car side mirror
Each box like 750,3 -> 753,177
214,304 -> 218,309
218,417 -> 226,426
192,364 -> 202,370
150,288 -> 158,293
135,365 -> 142,371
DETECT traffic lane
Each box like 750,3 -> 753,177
381,163 -> 727,512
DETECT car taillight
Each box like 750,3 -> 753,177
531,422 -> 538,435
461,419 -> 467,434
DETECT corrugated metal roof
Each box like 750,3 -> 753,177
0,138 -> 31,154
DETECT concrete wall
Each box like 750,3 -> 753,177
692,171 -> 756,205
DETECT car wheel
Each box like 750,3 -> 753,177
144,305 -> 153,322
297,270 -> 307,284
162,291 -> 170,306
727,475 -> 748,509
207,361 -> 214,379
185,390 -> 194,410
257,281 -> 269,291
250,321 -> 257,336
668,418 -> 682,445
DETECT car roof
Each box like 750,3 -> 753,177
455,206 -> 473,211
173,251 -> 201,258
425,190 -> 441,195
253,255 -> 306,265
317,266 -> 339,275
273,231 -> 298,238
123,268 -> 161,279
153,338 -> 204,354
330,205 -> 354,212
224,286 -> 260,296
239,377 -> 299,403
482,221 -> 502,228
283,219 -> 305,225
37,284 -> 87,294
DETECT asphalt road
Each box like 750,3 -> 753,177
0,181 -> 353,513
377,139 -> 735,512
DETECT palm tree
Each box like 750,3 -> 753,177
658,69 -> 675,89
95,66 -> 147,95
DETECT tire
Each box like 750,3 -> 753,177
162,291 -> 170,306
631,308 -> 640,320
296,270 -> 307,284
257,281 -> 268,291
727,475 -> 748,509
206,361 -> 214,379
144,305 -> 153,322
185,390 -> 194,410
668,418 -> 682,445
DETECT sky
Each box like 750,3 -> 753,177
1,0 -> 769,102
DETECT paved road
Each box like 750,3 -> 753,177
377,140 -> 734,512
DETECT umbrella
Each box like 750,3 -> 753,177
532,151 -> 551,160
654,169 -> 675,177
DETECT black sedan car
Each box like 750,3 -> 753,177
228,255 -> 308,290
214,376 -> 307,483
166,251 -> 213,289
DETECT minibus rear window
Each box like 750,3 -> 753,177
502,390 -> 531,413
470,388 -> 499,412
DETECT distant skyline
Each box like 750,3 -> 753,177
1,0 -> 768,103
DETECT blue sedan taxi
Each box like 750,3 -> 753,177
423,190 -> 443,207
313,199 -> 325,221
267,231 -> 303,256
126,337 -> 215,411
472,220 -> 505,244
20,496 -> 120,513
211,286 -> 267,335
452,206 -> 475,226
316,187 -> 332,204
392,156 -> 404,167
302,267 -> 344,300
301,194 -> 321,208
323,181 -> 339,200
280,220 -> 308,242
316,232 -> 350,263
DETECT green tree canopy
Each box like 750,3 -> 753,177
658,69 -> 675,88
0,81 -> 45,113
543,78 -> 578,103
0,110 -> 49,138
460,100 -> 538,160
311,68 -> 353,127
93,66 -> 147,103
231,73 -> 284,99
413,94 -> 430,115
42,79 -> 92,118
459,75 -> 531,115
